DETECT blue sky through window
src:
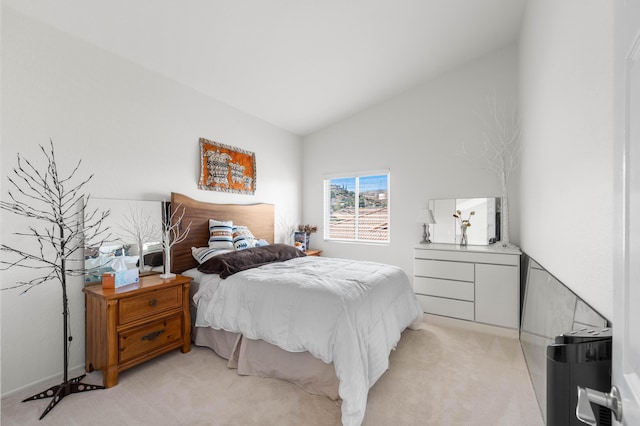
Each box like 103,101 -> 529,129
331,175 -> 388,192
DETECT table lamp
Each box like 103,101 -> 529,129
417,209 -> 436,244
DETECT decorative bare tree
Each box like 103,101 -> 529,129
160,202 -> 191,279
466,96 -> 522,246
119,207 -> 161,273
276,210 -> 298,245
0,141 -> 110,420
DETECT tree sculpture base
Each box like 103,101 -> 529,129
22,374 -> 103,420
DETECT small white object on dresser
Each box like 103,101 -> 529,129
413,243 -> 522,329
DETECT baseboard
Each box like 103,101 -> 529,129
423,313 -> 519,339
1,363 -> 86,399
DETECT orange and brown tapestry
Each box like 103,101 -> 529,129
199,138 -> 256,195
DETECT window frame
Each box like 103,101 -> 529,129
323,170 -> 390,244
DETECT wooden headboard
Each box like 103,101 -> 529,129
169,192 -> 275,274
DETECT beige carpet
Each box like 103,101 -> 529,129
1,317 -> 543,426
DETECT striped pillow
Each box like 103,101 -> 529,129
208,219 -> 234,249
191,246 -> 233,264
232,225 -> 257,250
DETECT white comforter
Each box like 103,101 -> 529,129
193,256 -> 423,426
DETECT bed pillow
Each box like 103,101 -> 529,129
232,225 -> 257,250
208,219 -> 234,249
198,244 -> 306,278
233,235 -> 257,251
192,246 -> 233,264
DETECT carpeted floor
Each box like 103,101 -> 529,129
1,317 -> 543,425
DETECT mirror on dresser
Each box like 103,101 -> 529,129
84,198 -> 165,283
428,197 -> 500,245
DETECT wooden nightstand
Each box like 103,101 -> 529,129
305,249 -> 322,256
83,274 -> 191,388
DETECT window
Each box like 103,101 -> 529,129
324,172 -> 390,243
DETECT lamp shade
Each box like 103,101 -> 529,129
416,209 -> 436,224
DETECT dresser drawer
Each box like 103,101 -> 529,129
415,248 -> 519,266
414,276 -> 474,301
119,286 -> 182,325
415,294 -> 474,321
414,259 -> 474,282
119,315 -> 183,363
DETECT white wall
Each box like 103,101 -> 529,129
1,0 -> 617,399
518,1 -> 614,320
0,8 -> 301,395
302,46 -> 519,275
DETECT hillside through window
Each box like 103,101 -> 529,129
324,172 -> 389,243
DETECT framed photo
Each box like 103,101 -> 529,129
294,231 -> 307,251
199,138 -> 256,195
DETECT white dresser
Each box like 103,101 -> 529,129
413,243 -> 522,329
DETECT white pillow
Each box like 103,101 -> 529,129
191,246 -> 233,264
208,219 -> 234,249
233,235 -> 258,250
232,225 -> 257,250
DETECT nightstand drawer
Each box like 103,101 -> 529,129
119,315 -> 183,363
415,294 -> 474,321
414,276 -> 474,301
119,286 -> 182,325
414,259 -> 474,282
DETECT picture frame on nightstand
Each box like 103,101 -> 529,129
294,231 -> 307,251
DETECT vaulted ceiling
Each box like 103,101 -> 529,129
3,0 -> 526,135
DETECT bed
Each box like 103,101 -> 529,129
169,192 -> 423,426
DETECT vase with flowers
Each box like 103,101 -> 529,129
453,210 -> 475,246
295,224 -> 318,252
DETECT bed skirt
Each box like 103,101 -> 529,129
192,326 -> 340,401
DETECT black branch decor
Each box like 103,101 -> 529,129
0,140 -> 110,420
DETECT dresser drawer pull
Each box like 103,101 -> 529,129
141,329 -> 164,341
148,298 -> 158,307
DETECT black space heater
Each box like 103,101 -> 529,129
546,327 -> 612,426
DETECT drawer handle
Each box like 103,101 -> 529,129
148,298 -> 158,307
141,330 -> 164,341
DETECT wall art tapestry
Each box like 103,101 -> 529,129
199,138 -> 256,195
